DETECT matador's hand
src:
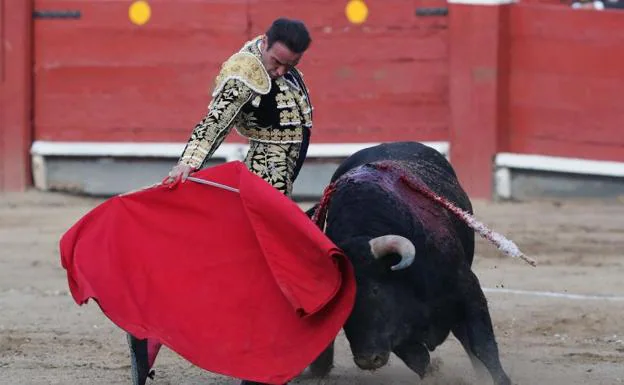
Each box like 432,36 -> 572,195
162,164 -> 195,188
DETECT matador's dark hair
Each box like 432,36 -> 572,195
265,18 -> 312,54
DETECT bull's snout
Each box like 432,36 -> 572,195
353,352 -> 390,370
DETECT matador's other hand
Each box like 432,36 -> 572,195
162,164 -> 194,188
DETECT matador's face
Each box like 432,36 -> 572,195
260,35 -> 302,79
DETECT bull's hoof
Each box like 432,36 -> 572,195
495,374 -> 512,385
393,342 -> 431,379
307,361 -> 333,378
307,341 -> 334,377
424,357 -> 443,377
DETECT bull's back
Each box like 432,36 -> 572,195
331,142 -> 455,183
331,142 -> 466,210
331,141 -> 475,265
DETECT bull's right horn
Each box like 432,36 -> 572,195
369,235 -> 416,271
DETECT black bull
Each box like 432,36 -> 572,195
243,141 -> 511,385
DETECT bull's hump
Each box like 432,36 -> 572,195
341,161 -> 458,241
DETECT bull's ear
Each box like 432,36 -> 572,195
369,235 -> 415,271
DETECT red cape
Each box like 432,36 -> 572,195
59,161 -> 356,384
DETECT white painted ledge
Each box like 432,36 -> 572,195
496,153 -> 624,178
494,167 -> 512,200
30,142 -> 621,177
447,0 -> 517,5
29,142 -> 623,199
29,140 -> 450,159
29,140 -> 450,193
30,141 -> 223,158
494,152 -> 624,199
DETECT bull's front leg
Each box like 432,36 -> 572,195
307,339 -> 335,377
240,339 -> 333,384
393,338 -> 431,379
452,268 -> 512,385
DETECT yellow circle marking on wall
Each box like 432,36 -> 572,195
345,0 -> 368,24
129,1 -> 151,26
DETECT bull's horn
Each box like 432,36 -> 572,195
369,235 -> 415,271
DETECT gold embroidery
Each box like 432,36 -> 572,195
276,91 -> 297,109
179,79 -> 253,168
234,111 -> 303,143
236,125 -> 303,143
279,109 -> 302,126
292,68 -> 314,128
275,76 -> 311,129
240,35 -> 313,132
297,93 -> 313,128
212,52 -> 271,97
178,33 -> 313,194
244,142 -> 302,196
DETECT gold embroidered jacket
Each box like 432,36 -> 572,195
179,36 -> 313,196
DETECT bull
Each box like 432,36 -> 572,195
298,141 -> 512,385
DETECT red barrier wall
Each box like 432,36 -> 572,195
4,1 -> 624,196
505,4 -> 624,162
249,0 -> 449,143
448,2 -> 511,199
448,1 -> 624,198
33,0 -> 249,143
0,0 -> 33,191
33,0 -> 449,144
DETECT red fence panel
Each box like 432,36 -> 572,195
0,0 -> 32,191
506,4 -> 624,162
249,0 -> 450,143
448,0 -> 511,199
16,0 -> 624,197
32,0 -> 449,145
33,0 -> 249,143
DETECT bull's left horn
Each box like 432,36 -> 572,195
369,235 -> 415,271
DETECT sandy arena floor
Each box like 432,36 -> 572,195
0,190 -> 623,385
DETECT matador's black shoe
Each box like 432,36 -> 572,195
127,333 -> 155,385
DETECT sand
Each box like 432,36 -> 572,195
1,190 -> 622,385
